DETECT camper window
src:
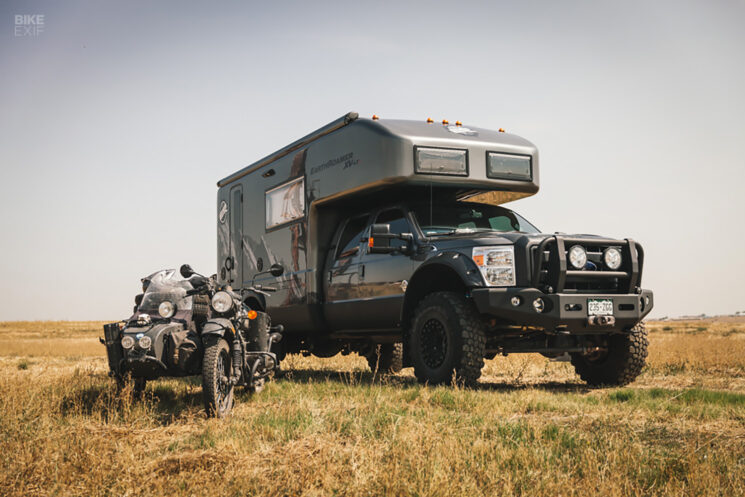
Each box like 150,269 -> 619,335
265,177 -> 305,229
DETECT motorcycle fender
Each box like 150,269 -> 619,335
201,318 -> 235,342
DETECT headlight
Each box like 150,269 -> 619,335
568,245 -> 587,270
138,336 -> 152,350
603,247 -> 622,270
121,335 -> 135,349
415,147 -> 468,176
211,291 -> 234,313
472,246 -> 515,286
158,301 -> 175,318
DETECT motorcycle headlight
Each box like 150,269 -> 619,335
472,246 -> 515,286
138,335 -> 152,350
158,301 -> 175,318
568,245 -> 587,270
603,247 -> 622,270
121,335 -> 135,349
211,291 -> 234,313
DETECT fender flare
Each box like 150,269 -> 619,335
400,251 -> 484,324
201,318 -> 235,342
242,290 -> 267,312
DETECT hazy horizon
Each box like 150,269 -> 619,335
1,0 -> 744,320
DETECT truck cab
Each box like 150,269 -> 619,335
216,113 -> 653,386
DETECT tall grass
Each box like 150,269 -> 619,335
1,319 -> 744,496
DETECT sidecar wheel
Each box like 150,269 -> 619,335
133,378 -> 147,399
202,338 -> 234,418
115,375 -> 146,399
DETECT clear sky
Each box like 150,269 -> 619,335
1,0 -> 743,320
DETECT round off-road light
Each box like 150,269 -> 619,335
603,247 -> 622,270
568,245 -> 587,269
510,296 -> 521,307
121,335 -> 135,349
211,291 -> 233,313
158,301 -> 175,318
138,336 -> 152,350
532,298 -> 545,313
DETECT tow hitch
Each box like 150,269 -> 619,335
587,315 -> 616,326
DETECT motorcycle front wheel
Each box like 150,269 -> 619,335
202,337 -> 234,418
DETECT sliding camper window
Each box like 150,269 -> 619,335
265,177 -> 305,229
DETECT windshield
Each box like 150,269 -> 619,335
411,201 -> 540,236
138,269 -> 194,313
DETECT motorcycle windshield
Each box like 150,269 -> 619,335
138,269 -> 194,314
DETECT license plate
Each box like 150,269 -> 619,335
588,299 -> 613,316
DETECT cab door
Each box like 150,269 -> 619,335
324,214 -> 369,331
356,208 -> 416,330
228,185 -> 244,286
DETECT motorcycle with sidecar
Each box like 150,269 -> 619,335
101,263 -> 284,417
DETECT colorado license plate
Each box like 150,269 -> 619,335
588,299 -> 613,316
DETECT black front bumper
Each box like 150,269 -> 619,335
471,287 -> 653,333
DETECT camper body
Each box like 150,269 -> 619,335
216,113 -> 653,385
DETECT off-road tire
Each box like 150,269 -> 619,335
365,343 -> 404,374
571,323 -> 648,387
408,292 -> 486,386
202,338 -> 234,418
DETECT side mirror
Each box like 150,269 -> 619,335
180,264 -> 195,278
269,264 -> 284,277
369,224 -> 395,254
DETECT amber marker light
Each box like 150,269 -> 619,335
368,237 -> 374,248
426,117 -> 434,123
442,119 -> 449,125
372,114 -> 379,120
455,121 -> 462,126
499,128 -> 505,132
247,310 -> 258,320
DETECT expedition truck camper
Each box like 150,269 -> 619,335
216,112 -> 653,386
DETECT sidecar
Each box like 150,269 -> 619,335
102,269 -> 206,382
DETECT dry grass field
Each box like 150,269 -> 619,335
1,318 -> 744,496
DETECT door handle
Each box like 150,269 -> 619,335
360,264 -> 365,278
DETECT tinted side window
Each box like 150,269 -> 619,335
374,209 -> 410,249
336,215 -> 368,259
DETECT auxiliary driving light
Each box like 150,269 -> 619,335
138,336 -> 152,350
568,245 -> 587,270
532,298 -> 545,313
510,296 -> 521,307
121,335 -> 135,349
603,247 -> 622,270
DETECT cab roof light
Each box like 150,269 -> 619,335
372,114 -> 379,120
455,121 -> 462,126
442,119 -> 449,125
426,117 -> 434,123
499,128 -> 505,133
